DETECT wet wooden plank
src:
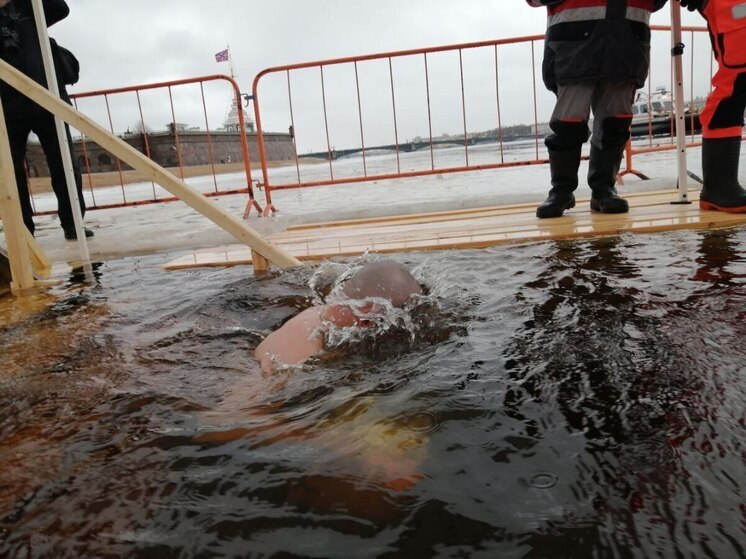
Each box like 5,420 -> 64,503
273,203 -> 706,246
283,189 -> 690,232
164,189 -> 746,270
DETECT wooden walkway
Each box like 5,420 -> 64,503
164,189 -> 746,270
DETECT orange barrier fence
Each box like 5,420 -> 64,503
29,75 -> 264,217
250,34 -> 551,213
250,25 -> 717,213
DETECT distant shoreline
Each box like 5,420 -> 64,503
28,158 -> 322,194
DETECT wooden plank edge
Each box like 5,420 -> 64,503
166,214 -> 746,270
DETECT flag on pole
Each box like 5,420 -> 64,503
214,48 -> 229,63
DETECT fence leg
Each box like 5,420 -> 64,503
618,139 -> 650,182
243,197 -> 264,219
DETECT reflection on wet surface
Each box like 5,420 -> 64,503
0,229 -> 744,557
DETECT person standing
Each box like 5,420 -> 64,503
678,0 -> 746,212
0,0 -> 92,239
527,0 -> 668,219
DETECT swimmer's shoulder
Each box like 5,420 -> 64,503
254,306 -> 329,371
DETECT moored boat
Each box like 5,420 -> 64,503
630,87 -> 702,138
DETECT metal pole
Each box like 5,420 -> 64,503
30,0 -> 93,262
670,1 -> 691,205
227,44 -> 235,79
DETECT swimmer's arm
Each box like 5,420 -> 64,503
254,306 -> 326,372
319,303 -> 370,328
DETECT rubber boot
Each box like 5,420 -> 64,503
699,137 -> 746,213
63,227 -> 94,241
536,148 -> 581,219
588,144 -> 629,214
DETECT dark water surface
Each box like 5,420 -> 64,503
0,229 -> 744,558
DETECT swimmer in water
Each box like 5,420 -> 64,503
254,260 -> 423,372
201,261 -> 428,495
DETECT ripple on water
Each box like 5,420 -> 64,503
0,232 -> 745,557
523,472 -> 560,490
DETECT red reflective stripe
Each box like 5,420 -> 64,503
548,0 -> 607,15
560,118 -> 585,122
552,0 -> 607,7
702,126 -> 745,138
627,0 -> 654,9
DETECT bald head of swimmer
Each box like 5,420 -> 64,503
340,261 -> 422,307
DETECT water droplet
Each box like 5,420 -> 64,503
527,472 -> 558,489
406,411 -> 438,433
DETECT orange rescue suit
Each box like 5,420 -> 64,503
700,0 -> 746,138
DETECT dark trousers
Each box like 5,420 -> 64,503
7,112 -> 85,235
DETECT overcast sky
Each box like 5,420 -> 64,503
49,1 -> 709,153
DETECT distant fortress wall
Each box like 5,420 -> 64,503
25,131 -> 295,177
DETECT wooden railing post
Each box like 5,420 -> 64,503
0,97 -> 37,293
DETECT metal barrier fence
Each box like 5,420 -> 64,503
251,33 -> 550,213
29,74 -> 265,217
251,25 -> 717,210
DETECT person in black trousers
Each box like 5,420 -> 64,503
0,0 -> 92,239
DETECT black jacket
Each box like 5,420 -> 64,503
0,0 -> 70,121
530,0 -> 668,92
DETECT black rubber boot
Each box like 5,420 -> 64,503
64,227 -> 94,241
536,148 -> 581,219
588,144 -> 629,214
699,137 -> 746,213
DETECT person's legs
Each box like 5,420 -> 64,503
587,81 -> 636,213
6,118 -> 35,234
536,83 -> 592,219
698,65 -> 746,212
33,114 -> 89,235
